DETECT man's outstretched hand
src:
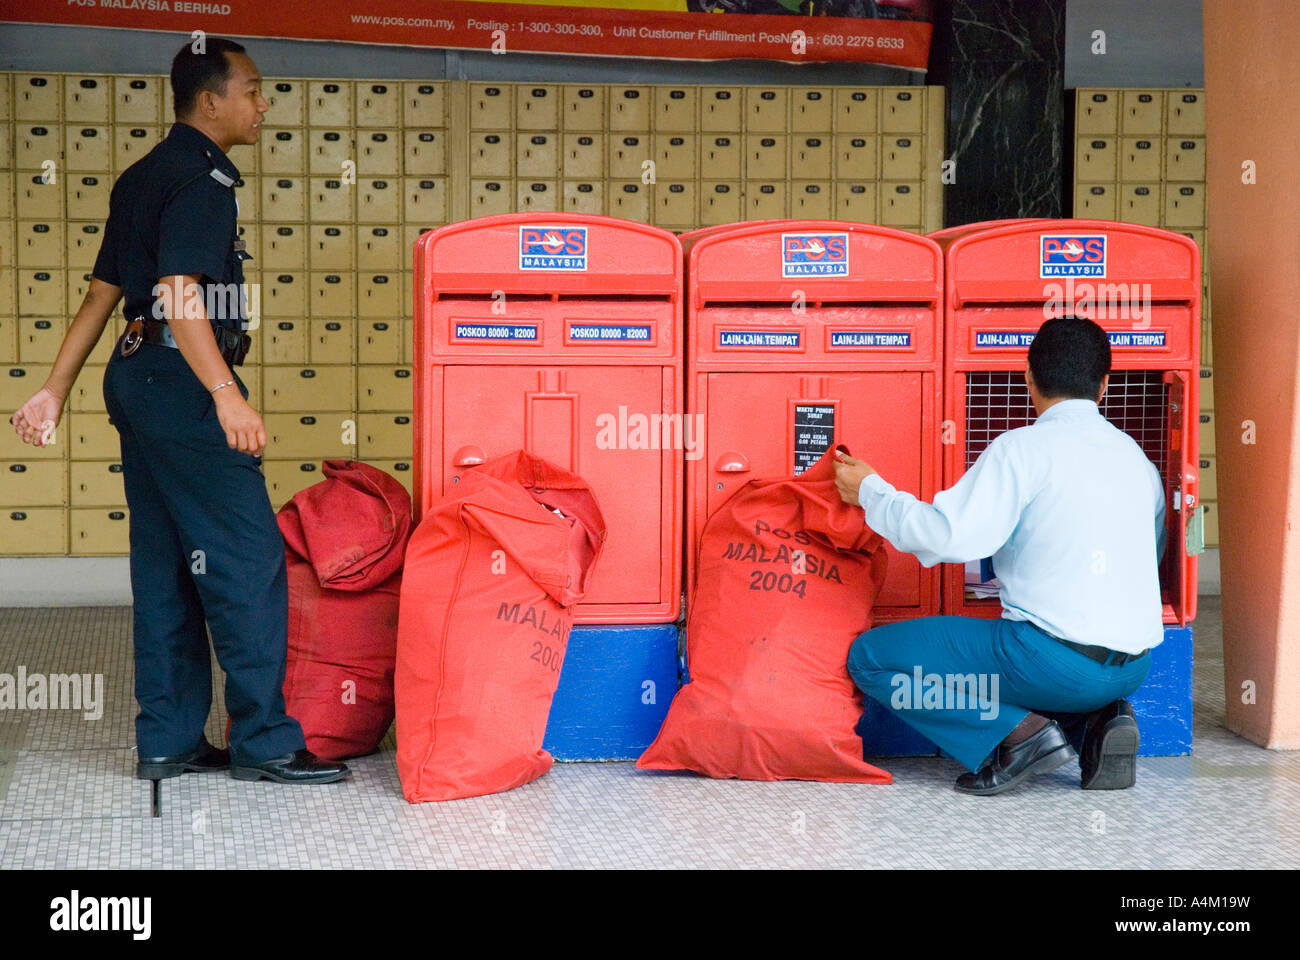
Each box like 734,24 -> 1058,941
833,450 -> 879,506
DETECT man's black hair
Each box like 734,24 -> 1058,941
1028,315 -> 1112,400
171,38 -> 247,118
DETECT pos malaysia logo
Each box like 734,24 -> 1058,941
781,232 -> 849,277
1040,234 -> 1106,278
519,226 -> 588,271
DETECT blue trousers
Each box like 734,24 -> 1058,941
103,341 -> 305,764
847,616 -> 1152,772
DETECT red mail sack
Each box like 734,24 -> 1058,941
395,451 -> 606,802
637,446 -> 891,783
277,459 -> 413,760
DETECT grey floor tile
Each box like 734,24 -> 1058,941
1,595 -> 1297,868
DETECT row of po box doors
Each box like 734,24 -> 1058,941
413,214 -> 1203,628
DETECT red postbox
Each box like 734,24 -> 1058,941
413,213 -> 684,623
935,218 -> 1201,624
683,220 -> 944,622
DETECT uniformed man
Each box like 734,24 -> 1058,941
8,39 -> 348,784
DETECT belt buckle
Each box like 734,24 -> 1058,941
120,317 -> 144,357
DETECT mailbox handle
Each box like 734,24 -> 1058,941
715,451 -> 750,474
452,445 -> 486,467
1182,460 -> 1198,511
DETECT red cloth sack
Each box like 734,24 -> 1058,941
637,446 -> 892,783
277,459 -> 413,760
395,450 -> 606,802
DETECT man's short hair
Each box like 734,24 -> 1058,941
171,38 -> 247,118
1028,316 -> 1112,400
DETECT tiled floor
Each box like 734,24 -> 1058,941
1,596 -> 1297,869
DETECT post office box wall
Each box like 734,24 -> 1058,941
562,86 -> 605,129
309,81 -> 353,126
1121,91 -> 1163,133
65,76 -> 111,123
0,72 -> 953,557
356,82 -> 400,127
1166,91 -> 1205,135
1074,182 -> 1117,220
404,130 -> 446,176
516,179 -> 559,213
562,180 -> 604,215
15,75 -> 61,121
5,460 -> 69,506
266,80 -> 305,125
608,87 -> 651,130
307,129 -> 351,177
65,125 -> 111,172
654,87 -> 697,132
516,85 -> 559,130
790,88 -> 833,132
356,225 -> 401,271
881,88 -> 924,132
263,128 -> 306,174
114,76 -> 164,124
469,84 -> 512,128
1076,90 -> 1118,134
66,174 -> 110,221
403,82 -> 446,128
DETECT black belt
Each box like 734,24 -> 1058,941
121,317 -> 250,367
1042,628 -> 1147,666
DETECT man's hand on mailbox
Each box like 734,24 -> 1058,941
833,450 -> 879,506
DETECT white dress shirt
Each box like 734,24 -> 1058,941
858,398 -> 1166,654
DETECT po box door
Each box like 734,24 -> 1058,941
442,365 -> 669,608
704,371 -> 923,609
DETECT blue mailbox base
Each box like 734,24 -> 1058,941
857,625 -> 1195,759
544,623 -> 679,761
546,623 -> 1192,763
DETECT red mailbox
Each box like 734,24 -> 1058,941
683,221 -> 944,622
935,218 -> 1201,624
413,213 -> 684,623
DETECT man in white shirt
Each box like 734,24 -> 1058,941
835,316 -> 1165,796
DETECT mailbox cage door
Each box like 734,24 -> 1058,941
950,368 -> 1193,624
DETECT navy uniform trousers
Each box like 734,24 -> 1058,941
103,340 -> 305,764
847,615 -> 1152,772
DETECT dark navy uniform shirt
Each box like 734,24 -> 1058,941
92,122 -> 250,331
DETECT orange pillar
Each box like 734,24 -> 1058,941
1203,0 -> 1300,747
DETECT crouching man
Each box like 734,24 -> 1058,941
835,316 -> 1165,796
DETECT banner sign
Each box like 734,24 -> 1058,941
1,0 -> 933,68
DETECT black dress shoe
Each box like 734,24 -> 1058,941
230,748 -> 350,784
137,736 -> 230,780
1080,699 -> 1140,790
954,721 -> 1077,796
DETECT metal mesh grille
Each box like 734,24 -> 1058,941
964,371 -> 1170,482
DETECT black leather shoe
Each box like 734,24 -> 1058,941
1080,699 -> 1140,790
137,736 -> 230,780
230,748 -> 350,784
955,721 -> 1077,796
